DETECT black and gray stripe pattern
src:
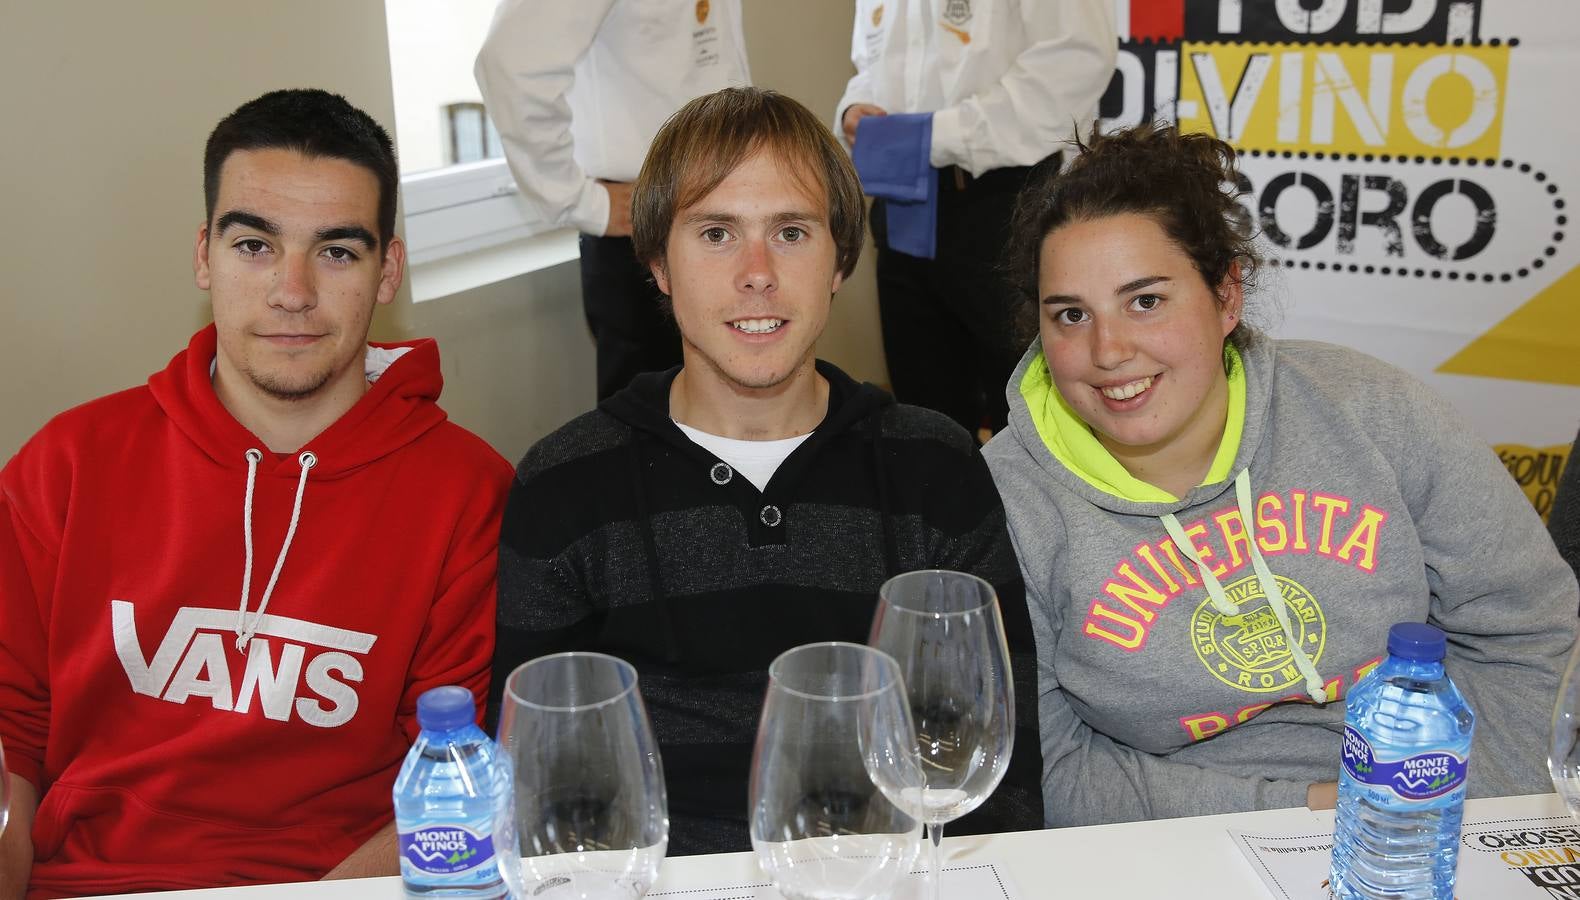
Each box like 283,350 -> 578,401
494,361 -> 1042,854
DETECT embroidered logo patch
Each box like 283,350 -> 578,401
942,0 -> 971,27
1189,574 -> 1327,693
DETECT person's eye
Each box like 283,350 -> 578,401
701,226 -> 730,243
234,239 -> 269,258
1052,307 -> 1087,326
779,225 -> 805,243
322,245 -> 360,265
1132,293 -> 1163,312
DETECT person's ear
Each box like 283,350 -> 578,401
194,223 -> 212,290
650,259 -> 671,296
376,237 -> 407,306
1218,261 -> 1244,338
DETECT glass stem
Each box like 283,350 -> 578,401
928,820 -> 944,900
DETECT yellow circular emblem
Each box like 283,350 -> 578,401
696,0 -> 710,24
1190,574 -> 1326,693
873,5 -> 885,27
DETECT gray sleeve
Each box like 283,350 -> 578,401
1013,534 -> 1312,827
1398,384 -> 1579,798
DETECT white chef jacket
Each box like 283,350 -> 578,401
836,0 -> 1117,176
475,0 -> 751,236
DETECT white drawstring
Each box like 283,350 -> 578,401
234,449 -> 264,643
1160,468 -> 1327,703
234,449 -> 317,652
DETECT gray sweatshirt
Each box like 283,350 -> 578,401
983,336 -> 1579,828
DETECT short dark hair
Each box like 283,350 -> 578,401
632,87 -> 865,280
203,89 -> 399,246
1005,121 -> 1262,350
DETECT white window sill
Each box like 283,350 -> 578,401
408,227 -> 579,303
399,158 -> 583,303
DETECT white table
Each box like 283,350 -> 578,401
95,793 -> 1567,899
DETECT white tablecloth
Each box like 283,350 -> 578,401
91,793 -> 1567,900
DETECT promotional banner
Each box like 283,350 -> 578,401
1099,0 -> 1578,517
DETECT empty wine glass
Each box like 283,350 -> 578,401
870,570 -> 1014,900
1550,637 -> 1580,819
496,653 -> 668,899
749,642 -> 924,900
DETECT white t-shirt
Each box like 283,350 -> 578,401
674,422 -> 812,493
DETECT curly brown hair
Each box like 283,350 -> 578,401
1004,121 -> 1261,350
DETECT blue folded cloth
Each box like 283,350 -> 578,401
852,112 -> 937,259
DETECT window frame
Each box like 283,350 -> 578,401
400,158 -> 581,302
443,101 -> 496,166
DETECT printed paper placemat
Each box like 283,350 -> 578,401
1231,812 -> 1580,899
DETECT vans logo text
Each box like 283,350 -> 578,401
111,600 -> 377,728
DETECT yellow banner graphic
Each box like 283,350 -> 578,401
1492,442 -> 1572,522
1440,263 -> 1580,387
1177,42 -> 1510,158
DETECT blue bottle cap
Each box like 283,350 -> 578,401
1387,622 -> 1447,662
416,685 -> 476,731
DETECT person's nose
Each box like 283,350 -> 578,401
737,236 -> 777,295
1091,315 -> 1136,370
269,251 -> 316,313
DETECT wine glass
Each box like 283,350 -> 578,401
496,653 -> 668,899
870,570 -> 1014,900
1550,636 -> 1580,819
749,642 -> 925,900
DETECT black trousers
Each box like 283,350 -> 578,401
579,234 -> 683,401
871,163 -> 1039,437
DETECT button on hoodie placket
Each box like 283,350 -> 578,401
751,499 -> 786,546
706,460 -> 787,547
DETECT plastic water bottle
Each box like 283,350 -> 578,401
393,686 -> 509,899
1330,623 -> 1475,900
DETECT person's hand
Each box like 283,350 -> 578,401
1307,781 -> 1338,810
0,774 -> 38,900
320,821 -> 398,879
841,103 -> 887,146
600,180 -> 633,238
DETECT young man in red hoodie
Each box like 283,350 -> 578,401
0,89 -> 512,897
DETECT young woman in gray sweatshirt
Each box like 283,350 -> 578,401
982,122 -> 1580,828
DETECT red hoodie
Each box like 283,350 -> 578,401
0,326 -> 512,897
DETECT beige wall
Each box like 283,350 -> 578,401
0,0 -> 883,463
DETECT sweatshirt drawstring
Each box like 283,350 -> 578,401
235,449 -> 316,652
1160,468 -> 1327,703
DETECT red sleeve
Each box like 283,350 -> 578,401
395,460 -> 510,741
0,459 -> 58,791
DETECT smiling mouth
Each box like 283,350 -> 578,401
730,318 -> 785,334
1100,376 -> 1154,401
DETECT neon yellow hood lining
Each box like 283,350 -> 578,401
1018,344 -> 1246,503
